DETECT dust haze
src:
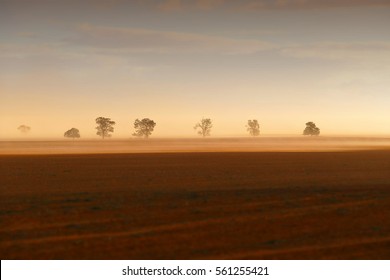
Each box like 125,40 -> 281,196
1,137 -> 390,155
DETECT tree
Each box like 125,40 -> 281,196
303,122 -> 320,136
95,117 -> 115,139
194,118 -> 212,137
132,118 -> 156,138
64,128 -> 80,139
17,125 -> 31,134
246,120 -> 260,136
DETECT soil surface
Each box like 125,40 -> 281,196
1,151 -> 390,259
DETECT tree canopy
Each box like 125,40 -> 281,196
95,117 -> 116,139
303,122 -> 320,136
64,128 -> 80,139
246,120 -> 260,136
17,125 -> 31,133
132,118 -> 156,138
194,118 -> 212,137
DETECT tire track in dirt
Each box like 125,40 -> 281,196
217,235 -> 390,259
0,198 -> 381,247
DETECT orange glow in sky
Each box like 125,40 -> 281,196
1,0 -> 390,138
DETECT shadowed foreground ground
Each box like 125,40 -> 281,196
1,151 -> 390,259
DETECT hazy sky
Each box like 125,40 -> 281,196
1,0 -> 390,138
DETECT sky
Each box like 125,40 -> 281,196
1,0 -> 390,138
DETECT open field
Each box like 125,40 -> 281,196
1,145 -> 390,259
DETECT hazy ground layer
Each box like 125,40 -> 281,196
1,151 -> 390,259
1,137 -> 390,154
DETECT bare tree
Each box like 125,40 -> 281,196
246,120 -> 260,136
64,128 -> 80,139
18,125 -> 31,134
132,118 -> 156,138
194,118 -> 212,137
303,122 -> 320,136
95,117 -> 115,139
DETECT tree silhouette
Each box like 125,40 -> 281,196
246,120 -> 260,136
64,128 -> 80,139
194,118 -> 212,137
303,122 -> 320,136
132,118 -> 156,138
95,117 -> 115,139
17,125 -> 31,134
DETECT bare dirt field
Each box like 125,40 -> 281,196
1,140 -> 390,259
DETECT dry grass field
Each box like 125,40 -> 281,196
1,139 -> 390,259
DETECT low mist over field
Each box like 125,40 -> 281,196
1,137 -> 390,155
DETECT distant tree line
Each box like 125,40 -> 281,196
17,119 -> 321,139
